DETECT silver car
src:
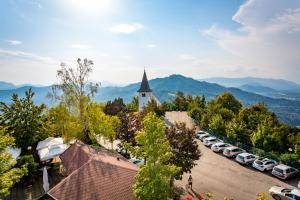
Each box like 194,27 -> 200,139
203,137 -> 222,147
269,186 -> 300,200
272,164 -> 299,180
211,142 -> 231,153
223,146 -> 245,158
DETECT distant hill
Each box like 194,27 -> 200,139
200,77 -> 300,91
1,75 -> 300,126
201,77 -> 300,101
0,81 -> 16,90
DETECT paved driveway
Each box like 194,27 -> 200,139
165,112 -> 300,200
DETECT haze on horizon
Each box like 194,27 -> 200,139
0,0 -> 300,85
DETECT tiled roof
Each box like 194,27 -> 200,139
137,70 -> 152,93
47,143 -> 138,200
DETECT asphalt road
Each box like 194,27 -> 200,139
165,112 -> 300,200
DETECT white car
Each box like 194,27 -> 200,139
211,142 -> 231,153
196,131 -> 208,139
199,133 -> 211,141
272,164 -> 299,180
203,137 -> 222,147
252,157 -> 278,171
269,185 -> 300,200
223,146 -> 245,158
235,153 -> 258,165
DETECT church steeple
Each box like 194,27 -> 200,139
137,69 -> 152,92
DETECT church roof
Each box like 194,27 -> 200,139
137,70 -> 152,92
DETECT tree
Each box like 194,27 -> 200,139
172,91 -> 189,111
132,112 -> 180,199
126,96 -> 138,112
165,122 -> 200,179
44,104 -> 82,141
212,92 -> 242,114
208,114 -> 226,137
117,111 -> 143,150
49,58 -> 99,144
188,107 -> 203,125
103,98 -> 125,116
141,98 -> 165,116
87,103 -> 120,149
0,126 -> 27,198
0,89 -> 47,152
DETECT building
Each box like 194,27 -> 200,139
137,70 -> 159,111
44,143 -> 138,200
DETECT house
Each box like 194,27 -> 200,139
44,143 -> 138,200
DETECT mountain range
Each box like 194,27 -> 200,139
1,75 -> 300,126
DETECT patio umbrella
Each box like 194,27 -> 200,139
43,166 -> 50,192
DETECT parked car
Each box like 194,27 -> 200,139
269,185 -> 300,200
196,131 -> 208,139
116,147 -> 130,159
235,153 -> 258,165
129,158 -> 145,166
223,146 -> 245,158
203,137 -> 222,147
211,142 -> 231,153
199,133 -> 211,141
272,164 -> 299,180
252,157 -> 278,172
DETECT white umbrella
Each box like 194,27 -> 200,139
43,166 -> 49,192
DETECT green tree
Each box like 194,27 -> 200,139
132,112 -> 180,199
44,104 -> 82,141
104,98 -> 125,116
212,92 -> 242,114
208,114 -> 226,137
165,122 -> 200,179
172,91 -> 189,111
0,89 -> 47,152
0,126 -> 27,198
87,103 -> 120,149
49,58 -> 99,144
126,96 -> 138,112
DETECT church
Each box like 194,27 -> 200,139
137,70 -> 160,111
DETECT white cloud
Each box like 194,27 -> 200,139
5,40 -> 22,45
71,44 -> 89,50
0,49 -> 57,64
202,0 -> 300,82
110,23 -> 143,34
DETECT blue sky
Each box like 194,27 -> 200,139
0,0 -> 300,85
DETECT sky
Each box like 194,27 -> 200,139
0,0 -> 300,85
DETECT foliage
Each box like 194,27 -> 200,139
103,98 -> 125,116
0,89 -> 47,152
131,112 -> 180,200
49,58 -> 99,144
117,111 -> 143,150
208,114 -> 226,137
165,122 -> 200,180
172,91 -> 189,111
126,96 -> 138,112
0,126 -> 27,198
87,102 -> 120,148
141,98 -> 165,117
16,155 -> 38,180
44,104 -> 82,141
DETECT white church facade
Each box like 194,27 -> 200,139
137,70 -> 160,112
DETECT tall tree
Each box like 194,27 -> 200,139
166,122 -> 200,179
0,89 -> 47,152
87,103 -> 120,149
0,126 -> 27,198
132,112 -> 180,199
126,96 -> 138,112
103,98 -> 125,116
50,58 -> 99,143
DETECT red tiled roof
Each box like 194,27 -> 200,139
48,143 -> 138,200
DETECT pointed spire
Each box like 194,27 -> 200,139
137,69 -> 152,92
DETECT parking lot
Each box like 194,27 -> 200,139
165,112 -> 300,200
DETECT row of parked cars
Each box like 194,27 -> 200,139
197,131 -> 300,181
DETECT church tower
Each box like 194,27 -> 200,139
138,70 -> 153,112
